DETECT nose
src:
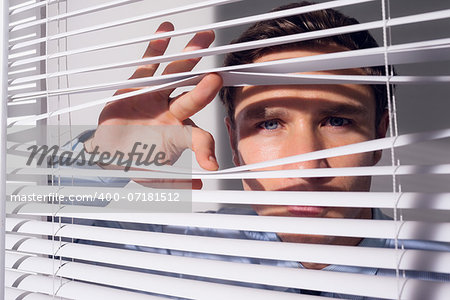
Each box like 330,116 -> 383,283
281,126 -> 328,170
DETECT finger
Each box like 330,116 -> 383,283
162,30 -> 215,75
129,22 -> 174,80
169,73 -> 222,121
186,121 -> 218,171
192,127 -> 218,171
158,30 -> 215,99
113,87 -> 141,96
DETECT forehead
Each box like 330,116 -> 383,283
233,47 -> 376,121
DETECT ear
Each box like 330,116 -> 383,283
225,116 -> 241,166
373,110 -> 389,164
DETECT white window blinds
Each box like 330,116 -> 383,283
3,0 -> 450,299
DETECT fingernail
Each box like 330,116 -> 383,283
209,156 -> 217,164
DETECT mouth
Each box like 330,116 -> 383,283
254,186 -> 338,217
286,205 -> 325,217
276,186 -> 335,217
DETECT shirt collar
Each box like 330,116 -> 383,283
241,208 -> 390,275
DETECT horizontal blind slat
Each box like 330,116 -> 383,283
6,215 -> 450,242
8,0 -> 244,49
10,22 -> 450,86
7,163 -> 450,179
9,1 -> 56,16
5,0 -> 450,299
6,254 -> 316,300
9,7 -> 450,72
8,0 -> 373,51
7,252 -> 450,300
5,287 -> 72,300
6,233 -> 450,273
7,127 -> 450,174
6,185 -> 450,210
9,38 -> 450,105
5,269 -> 165,300
9,0 -> 142,31
8,75 -> 198,124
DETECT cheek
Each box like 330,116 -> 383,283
327,152 -> 377,168
327,153 -> 374,192
238,138 -> 289,191
237,138 -> 283,165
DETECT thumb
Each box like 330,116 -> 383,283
191,126 -> 218,171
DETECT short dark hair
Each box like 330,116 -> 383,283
220,1 -> 389,127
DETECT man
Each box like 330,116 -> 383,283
72,1 -> 449,297
220,2 -> 388,264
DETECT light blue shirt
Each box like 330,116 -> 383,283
57,130 -> 450,299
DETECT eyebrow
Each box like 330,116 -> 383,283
318,103 -> 369,117
239,103 -> 369,122
240,107 -> 290,121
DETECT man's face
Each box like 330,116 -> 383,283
226,47 -> 388,246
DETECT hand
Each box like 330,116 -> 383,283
85,22 -> 223,189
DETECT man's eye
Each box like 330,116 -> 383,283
326,117 -> 351,127
259,120 -> 280,130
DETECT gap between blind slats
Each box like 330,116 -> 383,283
5,287 -> 72,300
9,37 -> 450,107
7,163 -> 450,179
9,33 -> 37,45
6,83 -> 36,93
9,1 -> 41,14
8,82 -> 36,92
6,184 -> 450,210
9,9 -> 450,83
6,255 -> 317,300
5,270 -> 165,300
7,83 -> 36,93
7,100 -> 36,107
8,75 -> 197,124
8,67 -> 36,77
5,234 -> 450,274
5,1 -> 449,298
8,252 -> 450,300
8,49 -> 36,61
9,1 -> 56,16
5,215 -> 450,242
7,127 -> 450,174
8,0 -> 244,47
222,73 -> 450,85
203,127 -> 450,174
8,17 -> 36,29
8,0 -> 372,50
9,0 -> 143,32
7,73 -> 450,99
9,7 -> 450,72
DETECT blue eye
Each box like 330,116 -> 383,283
327,117 -> 350,127
260,120 -> 280,130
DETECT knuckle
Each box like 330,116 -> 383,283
201,130 -> 214,143
136,65 -> 155,73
